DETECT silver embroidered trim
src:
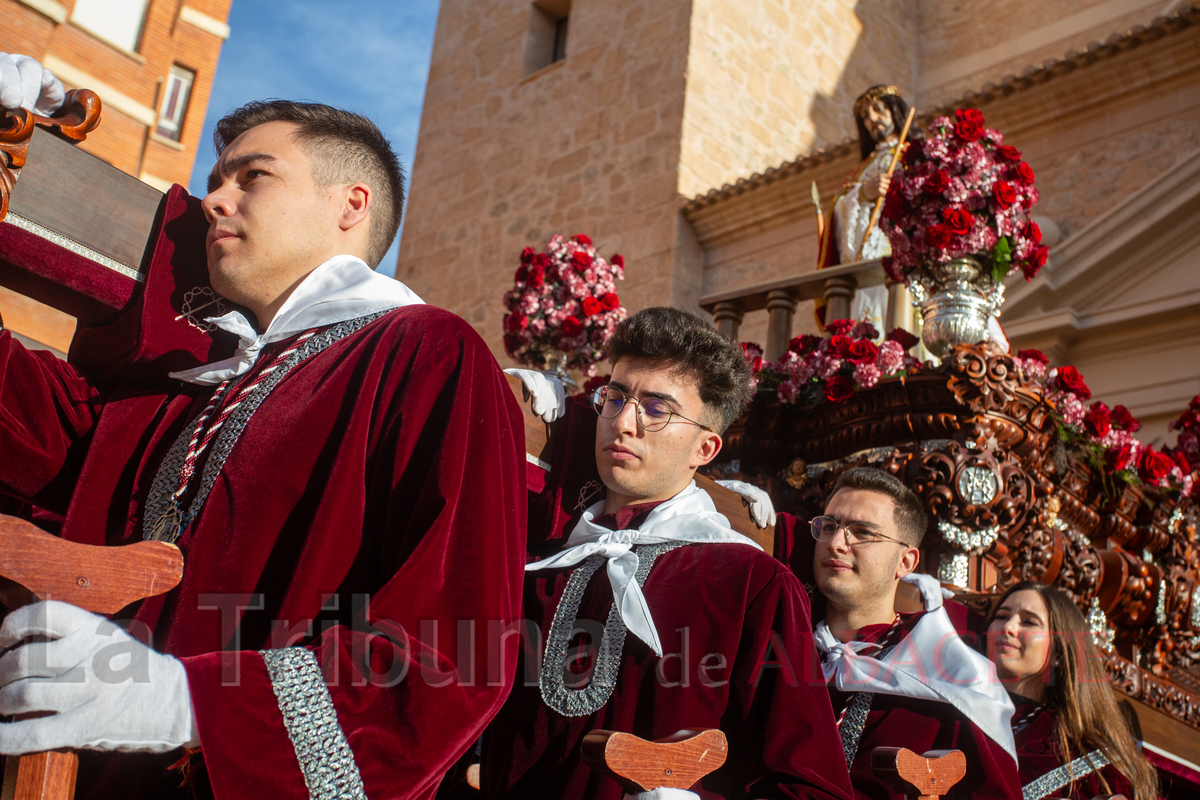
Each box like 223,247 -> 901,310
1088,598 -> 1115,653
1022,749 -> 1110,800
143,310 -> 390,543
938,519 -> 999,555
1156,578 -> 1168,626
5,212 -> 145,282
260,647 -> 367,800
539,541 -> 686,717
840,689 -> 874,766
938,552 -> 970,587
526,452 -> 551,471
1191,586 -> 1200,630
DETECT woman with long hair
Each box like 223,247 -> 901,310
986,581 -> 1158,800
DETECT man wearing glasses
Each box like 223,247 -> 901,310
786,467 -> 1020,800
481,308 -> 853,800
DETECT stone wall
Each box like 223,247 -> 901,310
397,0 -> 701,362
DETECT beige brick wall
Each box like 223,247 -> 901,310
679,0 -> 917,200
397,0 -> 701,363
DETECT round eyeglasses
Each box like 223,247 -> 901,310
810,515 -> 909,548
591,385 -> 712,433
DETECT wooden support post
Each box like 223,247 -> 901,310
581,729 -> 728,793
711,301 -> 744,342
884,278 -> 913,335
822,275 -> 856,331
871,747 -> 966,800
764,289 -> 797,362
0,516 -> 185,800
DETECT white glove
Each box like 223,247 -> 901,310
0,54 -> 64,114
0,600 -> 198,754
504,368 -> 565,423
715,479 -> 776,528
901,572 -> 954,611
623,790 -> 700,800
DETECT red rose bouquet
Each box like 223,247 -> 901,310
502,234 -> 626,376
745,320 -> 921,407
880,108 -> 1048,284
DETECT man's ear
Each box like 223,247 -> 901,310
689,430 -> 722,470
894,545 -> 920,581
339,183 -> 371,232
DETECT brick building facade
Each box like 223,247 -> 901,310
0,0 -> 232,353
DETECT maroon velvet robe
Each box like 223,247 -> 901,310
480,400 -> 854,800
0,196 -> 528,799
1012,696 -> 1133,800
773,516 -> 1021,800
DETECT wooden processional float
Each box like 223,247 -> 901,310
0,92 -> 968,799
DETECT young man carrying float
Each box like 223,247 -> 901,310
773,468 -> 1021,800
489,308 -> 854,800
0,55 -> 527,799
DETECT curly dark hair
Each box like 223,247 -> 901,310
606,307 -> 753,433
213,100 -> 404,268
831,467 -> 928,545
854,89 -> 914,161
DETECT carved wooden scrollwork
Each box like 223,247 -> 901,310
0,89 -> 102,223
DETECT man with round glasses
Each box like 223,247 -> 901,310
777,467 -> 1020,800
482,308 -> 853,800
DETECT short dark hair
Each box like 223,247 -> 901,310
214,100 -> 405,268
606,307 -> 753,433
831,467 -> 928,545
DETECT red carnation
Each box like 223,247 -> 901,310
527,268 -> 545,288
600,292 -> 620,310
1083,402 -> 1112,438
574,233 -> 593,246
581,297 -> 602,316
1053,365 -> 1091,401
1106,444 -> 1135,474
994,181 -> 1017,208
826,319 -> 855,337
882,256 -> 906,283
887,328 -> 920,350
823,375 -> 855,404
1025,220 -> 1042,244
611,254 -> 625,268
1014,162 -> 1035,183
997,145 -> 1022,162
924,169 -> 950,194
515,265 -> 528,282
532,253 -> 551,269
1111,405 -> 1140,433
520,246 -> 536,264
926,223 -> 954,248
582,374 -> 609,395
942,207 -> 974,235
827,334 -> 853,358
1021,245 -> 1048,281
503,312 -> 529,334
1017,349 -> 1048,365
561,316 -> 583,336
847,339 -> 879,365
789,334 -> 823,354
953,108 -> 985,142
503,334 -> 521,356
572,251 -> 594,270
901,140 -> 922,167
882,180 -> 907,220
1138,448 -> 1174,483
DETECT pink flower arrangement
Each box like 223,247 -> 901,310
502,234 -> 627,376
744,320 -> 922,407
880,108 -> 1048,284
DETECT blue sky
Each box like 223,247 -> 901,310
188,0 -> 443,277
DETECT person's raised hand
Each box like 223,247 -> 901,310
715,479 -> 776,528
0,54 -> 64,115
504,368 -> 566,423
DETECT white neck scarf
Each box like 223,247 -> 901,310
169,255 -> 423,385
525,482 -> 762,657
814,579 -> 1016,761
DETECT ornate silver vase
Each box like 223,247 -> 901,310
540,347 -> 578,390
907,256 -> 1004,358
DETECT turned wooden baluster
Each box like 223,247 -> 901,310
0,515 -> 184,800
581,729 -> 728,793
872,747 -> 966,800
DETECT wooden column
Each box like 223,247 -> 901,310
884,279 -> 914,334
822,276 -> 856,331
711,301 -> 744,342
765,290 -> 797,361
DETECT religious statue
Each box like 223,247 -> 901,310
815,84 -> 913,335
